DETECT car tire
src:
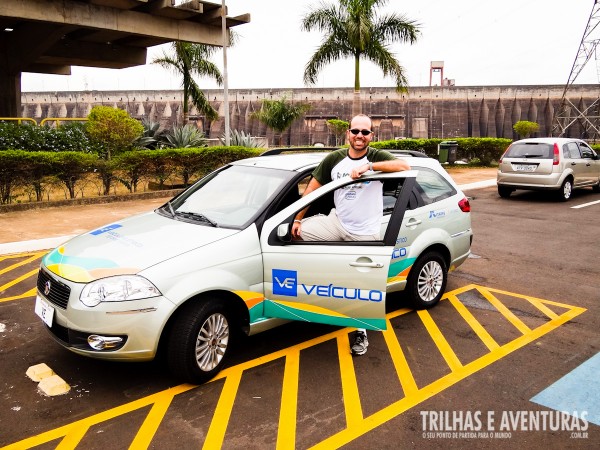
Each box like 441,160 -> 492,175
593,182 -> 600,193
167,299 -> 232,384
557,178 -> 573,201
498,185 -> 513,198
406,251 -> 448,309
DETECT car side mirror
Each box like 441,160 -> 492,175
277,223 -> 292,242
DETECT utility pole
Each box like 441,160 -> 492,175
552,0 -> 600,139
221,0 -> 230,146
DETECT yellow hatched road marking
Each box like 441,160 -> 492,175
337,335 -> 363,428
277,350 -> 300,450
310,300 -> 586,449
417,309 -> 463,372
130,396 -> 175,449
0,288 -> 37,303
0,268 -> 38,296
55,425 -> 89,450
479,286 -> 532,334
1,285 -> 586,450
447,294 -> 500,351
382,316 -> 419,396
203,369 -> 243,449
485,286 -> 562,320
0,251 -> 45,276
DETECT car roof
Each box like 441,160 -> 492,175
232,148 -> 437,173
512,137 -> 587,145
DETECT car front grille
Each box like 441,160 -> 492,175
37,269 -> 71,310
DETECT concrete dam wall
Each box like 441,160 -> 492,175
20,84 -> 600,145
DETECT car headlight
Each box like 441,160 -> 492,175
80,275 -> 161,307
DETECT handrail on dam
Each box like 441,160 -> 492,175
0,117 -> 88,126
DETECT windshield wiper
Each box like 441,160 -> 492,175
176,211 -> 218,227
160,201 -> 176,218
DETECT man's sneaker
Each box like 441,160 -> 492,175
351,330 -> 369,356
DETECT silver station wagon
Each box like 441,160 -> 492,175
35,150 -> 472,383
497,137 -> 600,200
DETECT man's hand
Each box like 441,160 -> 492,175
350,163 -> 370,179
291,220 -> 301,238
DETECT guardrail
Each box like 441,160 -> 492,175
40,117 -> 88,126
0,117 -> 88,126
0,117 -> 38,125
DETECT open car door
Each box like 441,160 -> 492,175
260,171 -> 417,331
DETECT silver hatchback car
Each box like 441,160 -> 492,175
497,137 -> 600,200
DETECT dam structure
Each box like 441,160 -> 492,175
20,84 -> 600,145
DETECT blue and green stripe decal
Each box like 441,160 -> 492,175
387,257 -> 416,283
263,299 -> 386,331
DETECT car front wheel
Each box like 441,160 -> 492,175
406,251 -> 448,309
557,178 -> 573,201
167,299 -> 232,384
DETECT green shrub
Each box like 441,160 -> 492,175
513,120 -> 539,138
86,106 -> 144,159
50,152 -> 99,199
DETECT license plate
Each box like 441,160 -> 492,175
514,164 -> 536,172
35,295 -> 55,327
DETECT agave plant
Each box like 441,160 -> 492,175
161,124 -> 207,148
135,119 -> 164,149
220,129 -> 261,148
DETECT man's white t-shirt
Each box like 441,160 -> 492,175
311,148 -> 396,235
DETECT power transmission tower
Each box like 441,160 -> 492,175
552,0 -> 600,139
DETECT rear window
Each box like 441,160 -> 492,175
505,143 -> 553,159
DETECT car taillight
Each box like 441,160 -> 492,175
458,197 -> 471,212
499,145 -> 510,163
553,143 -> 560,165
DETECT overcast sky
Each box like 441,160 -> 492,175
21,0 -> 599,92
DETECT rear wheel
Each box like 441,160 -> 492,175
557,178 -> 573,201
593,182 -> 600,193
406,251 -> 448,309
498,185 -> 513,198
167,299 -> 232,384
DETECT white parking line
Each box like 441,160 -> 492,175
571,200 -> 600,209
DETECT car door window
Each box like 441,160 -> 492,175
565,143 -> 581,159
578,142 -> 594,159
414,168 -> 457,205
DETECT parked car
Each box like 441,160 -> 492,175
497,137 -> 600,200
34,150 -> 472,383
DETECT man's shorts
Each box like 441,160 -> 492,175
300,209 -> 380,241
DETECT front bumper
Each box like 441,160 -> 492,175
37,269 -> 175,361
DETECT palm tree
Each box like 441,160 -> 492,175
252,97 -> 311,146
302,0 -> 420,104
153,41 -> 223,123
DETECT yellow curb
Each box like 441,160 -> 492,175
38,374 -> 70,396
26,363 -> 55,382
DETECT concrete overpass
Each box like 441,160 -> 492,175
0,0 -> 249,117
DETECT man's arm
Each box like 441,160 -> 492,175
291,177 -> 322,238
350,159 -> 411,179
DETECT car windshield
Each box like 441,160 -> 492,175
505,143 -> 553,159
166,165 -> 294,228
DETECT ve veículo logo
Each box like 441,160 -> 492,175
273,269 -> 297,296
272,269 -> 382,302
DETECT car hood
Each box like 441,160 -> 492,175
42,211 -> 239,283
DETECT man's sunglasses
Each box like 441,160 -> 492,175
349,129 -> 372,136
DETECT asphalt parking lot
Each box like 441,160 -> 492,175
0,184 -> 598,449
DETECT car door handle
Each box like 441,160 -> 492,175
406,219 -> 422,227
571,162 -> 577,166
350,261 -> 384,268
